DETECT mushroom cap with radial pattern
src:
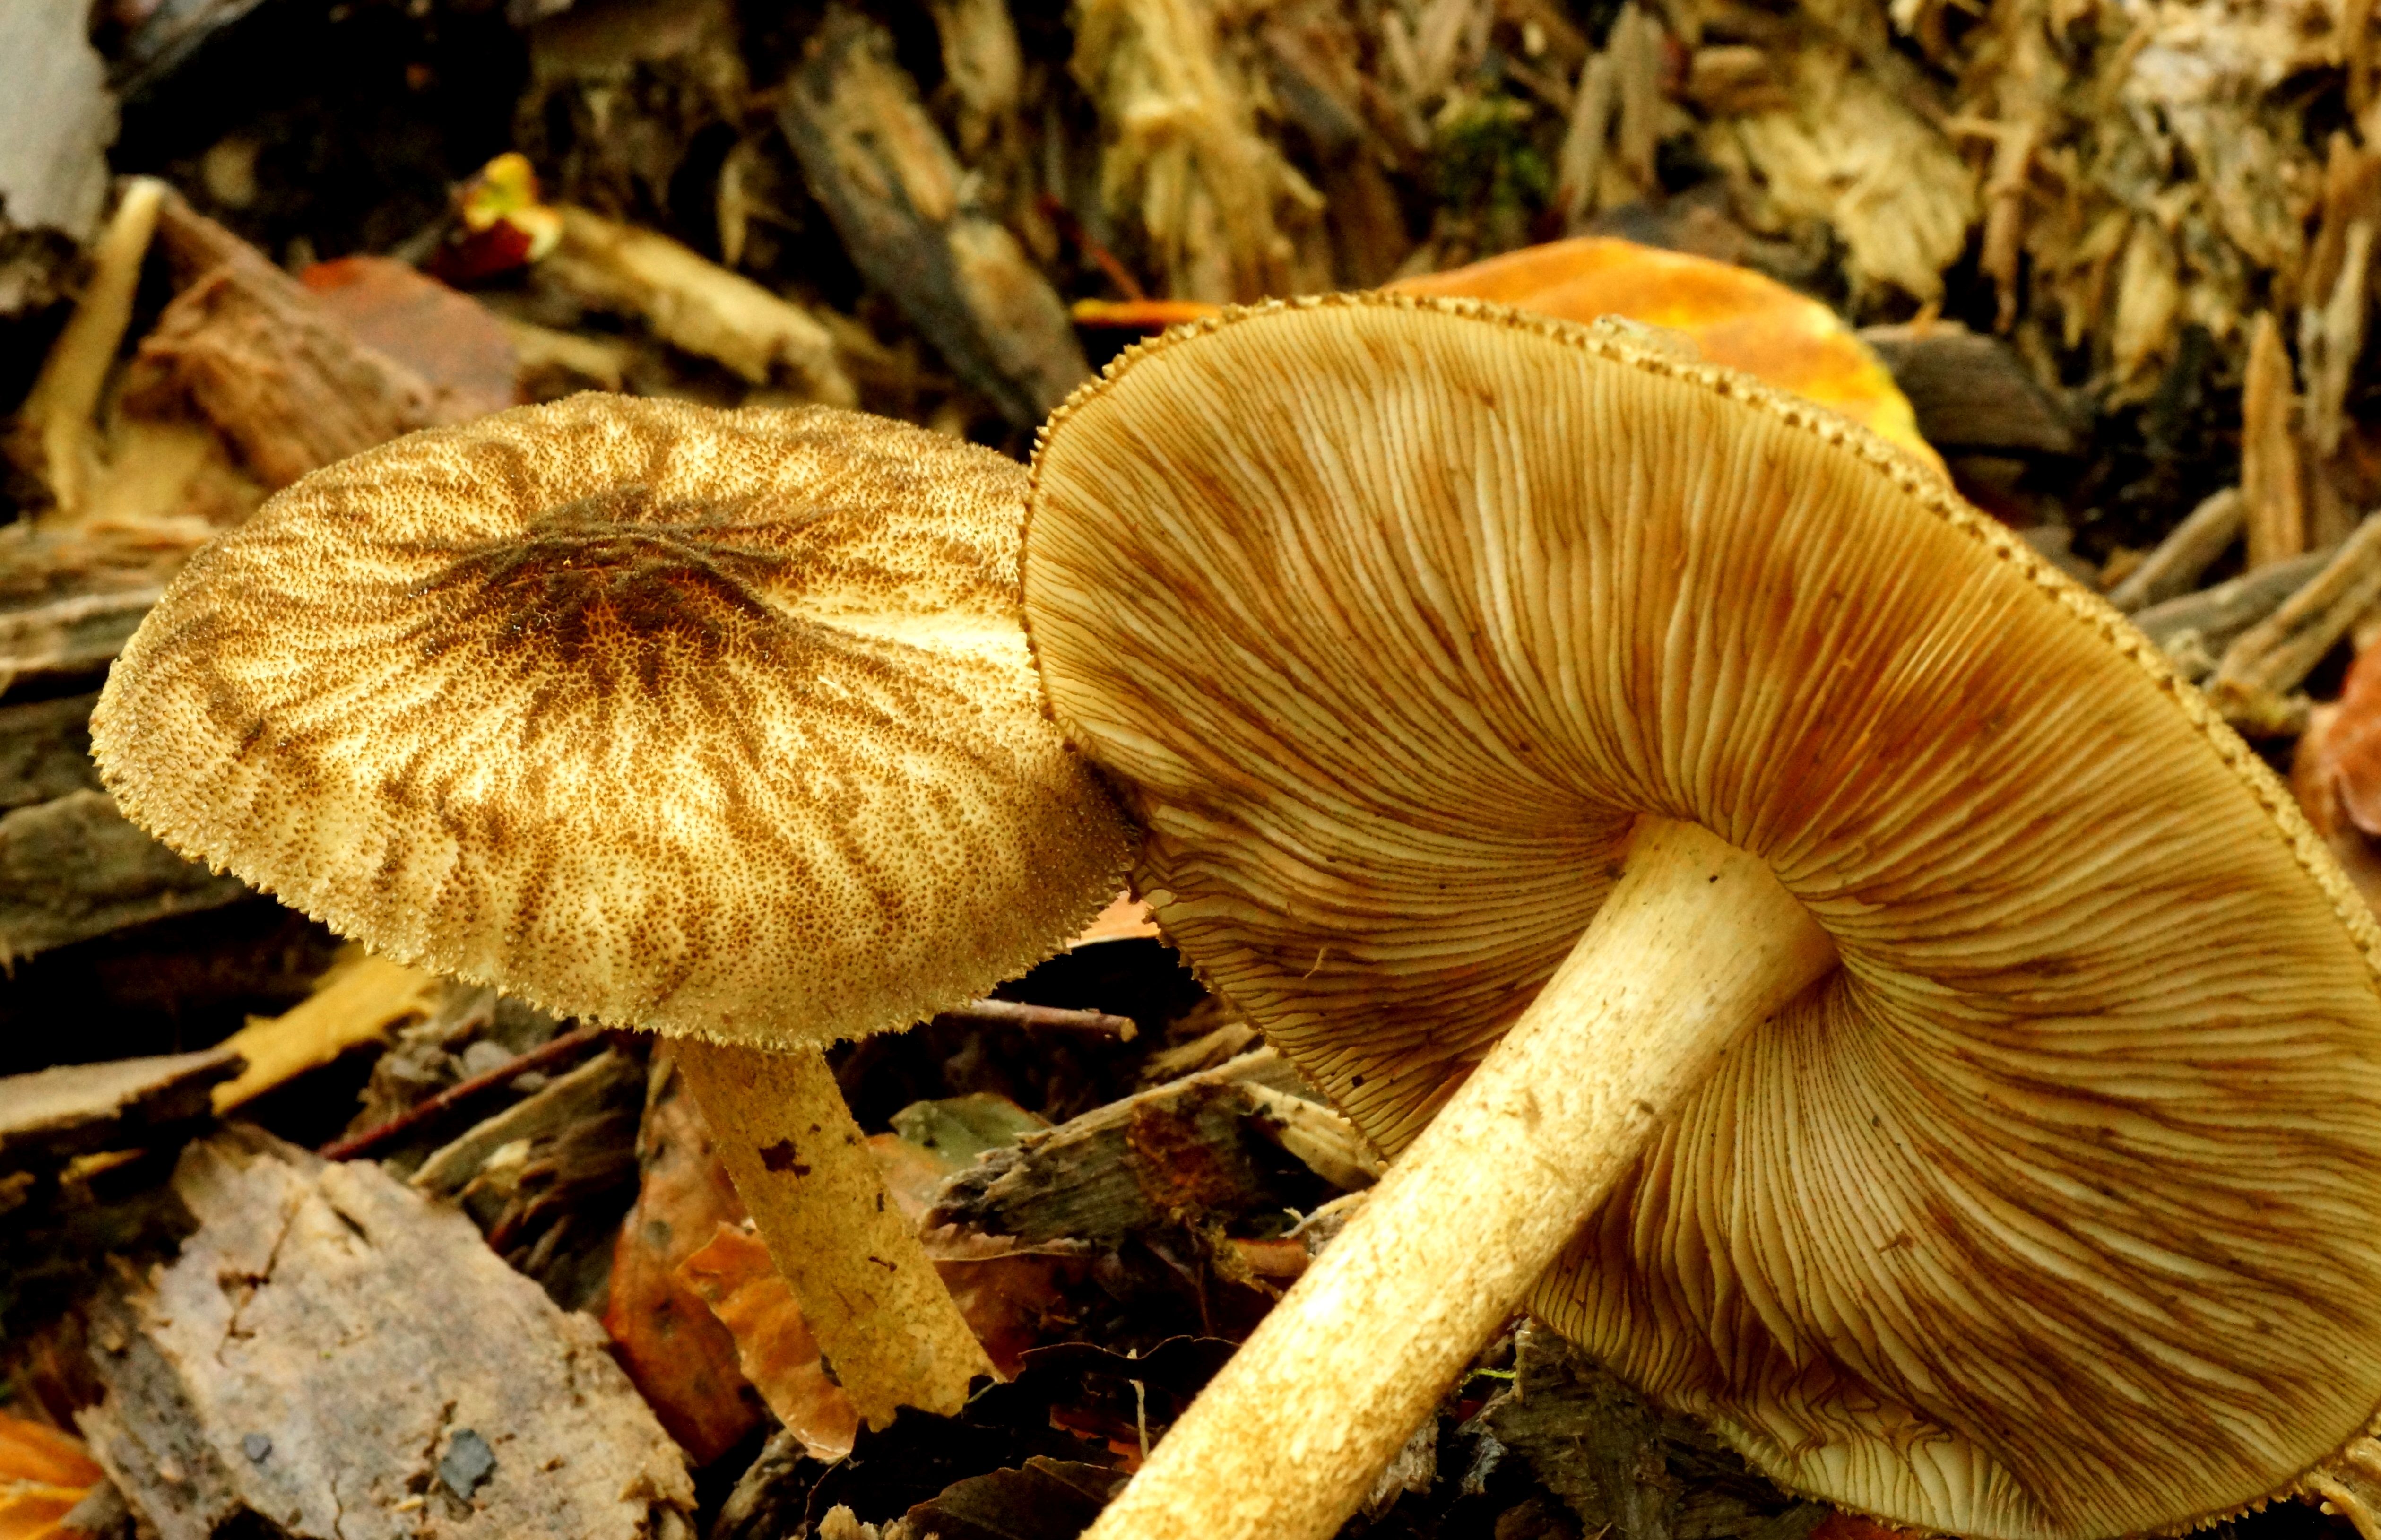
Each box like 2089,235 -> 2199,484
93,393 -> 1131,1049
1021,294 -> 2381,1540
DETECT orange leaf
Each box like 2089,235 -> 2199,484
2295,643 -> 2381,918
677,1222 -> 861,1463
1389,239 -> 1942,473
0,1412 -> 100,1540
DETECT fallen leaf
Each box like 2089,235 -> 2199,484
299,257 -> 519,421
2294,640 -> 2381,917
677,1221 -> 860,1462
1065,892 -> 1161,948
0,1411 -> 101,1540
1391,239 -> 1942,473
899,1457 -> 1122,1540
1070,238 -> 1943,472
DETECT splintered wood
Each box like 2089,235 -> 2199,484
77,1128 -> 696,1540
779,7 -> 1087,426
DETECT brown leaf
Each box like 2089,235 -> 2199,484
299,257 -> 520,421
599,1048 -> 765,1466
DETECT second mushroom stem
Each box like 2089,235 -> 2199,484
673,1036 -> 994,1426
1080,815 -> 1841,1540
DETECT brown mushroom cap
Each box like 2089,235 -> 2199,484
1022,294 -> 2381,1540
95,394 -> 1130,1048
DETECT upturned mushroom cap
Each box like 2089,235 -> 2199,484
95,394 -> 1131,1047
1022,294 -> 2381,1540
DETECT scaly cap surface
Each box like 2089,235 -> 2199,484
96,394 -> 1130,1047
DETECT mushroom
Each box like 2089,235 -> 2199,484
94,392 -> 1132,1425
1021,294 -> 2381,1540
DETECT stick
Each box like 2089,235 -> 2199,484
319,1023 -> 607,1161
935,998 -> 1139,1038
2106,487 -> 2243,613
2211,510 -> 2381,731
2242,312 -> 2307,570
2129,546 -> 2334,663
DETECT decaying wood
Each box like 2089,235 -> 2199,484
0,1049 -> 238,1172
78,1127 -> 696,1540
0,692 -> 103,811
129,199 -> 455,490
0,586 -> 166,696
0,789 -> 251,963
1858,323 -> 2076,455
780,7 -> 1089,427
543,206 -> 857,404
1478,1324 -> 1824,1540
409,1046 -> 642,1198
931,1048 -> 1376,1245
2107,487 -> 2244,613
2127,546 -> 2335,677
2210,511 -> 2381,731
2242,311 -> 2308,571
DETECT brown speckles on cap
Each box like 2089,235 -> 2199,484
95,393 -> 1132,1048
1022,295 -> 2381,1540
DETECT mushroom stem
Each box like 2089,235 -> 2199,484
1081,816 -> 1838,1540
673,1038 -> 994,1426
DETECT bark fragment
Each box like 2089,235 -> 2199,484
78,1127 -> 696,1540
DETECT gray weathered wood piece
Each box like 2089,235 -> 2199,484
0,788 -> 252,961
0,1047 -> 239,1168
1859,324 -> 2078,455
0,690 -> 104,810
0,589 -> 162,694
78,1127 -> 696,1540
2127,546 -> 2335,672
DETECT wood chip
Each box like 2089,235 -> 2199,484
2126,546 -> 2336,677
78,1127 -> 697,1540
542,206 -> 856,405
0,691 -> 103,812
0,1048 -> 239,1172
0,790 -> 252,963
209,953 -> 447,1114
129,198 -> 458,491
2242,310 -> 2308,570
2106,486 -> 2244,613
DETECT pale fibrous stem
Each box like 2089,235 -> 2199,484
673,1037 -> 994,1426
1080,815 -> 1841,1540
